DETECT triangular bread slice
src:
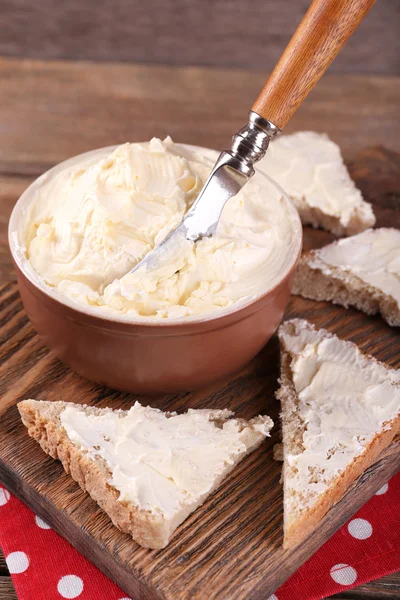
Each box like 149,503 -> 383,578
292,228 -> 400,327
277,319 -> 400,549
18,400 -> 273,549
258,131 -> 375,236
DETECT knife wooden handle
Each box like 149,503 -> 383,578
252,0 -> 376,130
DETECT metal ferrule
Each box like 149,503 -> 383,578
225,111 -> 281,177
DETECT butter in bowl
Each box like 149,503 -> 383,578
9,138 -> 302,393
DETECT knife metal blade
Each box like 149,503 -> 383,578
128,111 -> 280,277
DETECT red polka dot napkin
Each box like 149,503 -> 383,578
0,472 -> 398,600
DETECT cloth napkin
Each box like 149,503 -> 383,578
0,471 -> 398,600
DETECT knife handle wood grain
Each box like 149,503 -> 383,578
252,0 -> 376,130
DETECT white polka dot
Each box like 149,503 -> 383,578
267,595 -> 278,600
0,488 -> 10,506
348,518 -> 373,540
330,563 -> 357,586
375,483 -> 389,495
118,598 -> 133,600
57,575 -> 84,598
6,551 -> 29,574
35,515 -> 51,529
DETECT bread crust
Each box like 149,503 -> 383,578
292,195 -> 375,237
292,249 -> 400,327
18,400 -> 173,549
260,130 -> 375,236
18,400 -> 270,550
277,319 -> 400,549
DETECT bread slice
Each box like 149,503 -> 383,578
292,228 -> 400,327
277,319 -> 400,549
258,131 -> 375,236
18,399 -> 273,549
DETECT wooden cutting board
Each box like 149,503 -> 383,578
0,147 -> 399,600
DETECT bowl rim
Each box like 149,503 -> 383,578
9,142 -> 303,330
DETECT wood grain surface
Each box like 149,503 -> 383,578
1,0 -> 399,75
331,572 -> 400,598
0,58 -> 399,177
0,579 -> 17,600
253,0 -> 376,128
0,58 -> 399,600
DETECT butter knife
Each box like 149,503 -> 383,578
129,0 -> 375,276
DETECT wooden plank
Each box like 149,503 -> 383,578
1,0 -> 399,75
0,551 -> 7,575
0,579 -> 17,600
330,572 -> 400,599
0,58 -> 399,177
347,146 -> 400,228
0,148 -> 399,599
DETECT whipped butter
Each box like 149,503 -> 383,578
259,132 -> 375,232
20,138 -> 300,320
309,228 -> 400,311
60,402 -> 272,517
280,319 -> 400,514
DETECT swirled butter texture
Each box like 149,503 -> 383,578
259,131 -> 375,233
280,320 -> 400,514
21,138 -> 299,320
60,402 -> 272,517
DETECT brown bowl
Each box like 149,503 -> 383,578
9,145 -> 302,394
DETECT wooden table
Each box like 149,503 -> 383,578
0,57 -> 399,600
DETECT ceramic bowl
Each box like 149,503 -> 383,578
9,145 -> 302,394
